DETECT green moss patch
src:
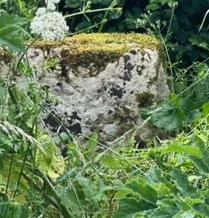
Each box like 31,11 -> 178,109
32,33 -> 165,76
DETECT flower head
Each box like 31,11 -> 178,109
30,11 -> 68,41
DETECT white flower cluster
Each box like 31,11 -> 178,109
30,0 -> 69,41
45,0 -> 60,11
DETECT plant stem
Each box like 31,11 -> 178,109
34,169 -> 74,218
64,7 -> 120,19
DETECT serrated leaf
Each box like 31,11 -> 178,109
193,204 -> 209,217
126,180 -> 158,204
171,168 -> 197,196
189,156 -> 209,174
151,205 -> 181,218
150,103 -> 186,131
0,13 -> 27,29
114,198 -> 156,218
147,166 -> 166,183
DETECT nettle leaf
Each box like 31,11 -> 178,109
143,94 -> 188,131
0,13 -> 26,52
171,168 -> 197,196
0,13 -> 27,29
151,104 -> 186,131
151,205 -> 181,218
190,136 -> 209,174
0,37 -> 25,52
190,155 -> 209,174
193,204 -> 209,217
126,180 -> 158,204
146,166 -> 167,184
114,198 -> 156,218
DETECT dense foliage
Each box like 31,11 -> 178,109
1,0 -> 209,217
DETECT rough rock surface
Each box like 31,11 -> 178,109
0,34 -> 170,144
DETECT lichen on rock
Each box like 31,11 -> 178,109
1,33 -> 170,145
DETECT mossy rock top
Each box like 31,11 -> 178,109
32,33 -> 165,73
34,33 -> 162,54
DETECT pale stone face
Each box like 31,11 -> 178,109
0,34 -> 170,145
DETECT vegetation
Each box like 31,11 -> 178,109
1,0 -> 209,217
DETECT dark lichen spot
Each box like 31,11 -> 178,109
119,55 -> 134,81
69,123 -> 82,134
136,92 -> 155,107
67,119 -> 73,125
108,110 -> 113,114
130,49 -> 137,55
60,65 -> 70,83
110,86 -> 124,99
43,112 -> 63,132
120,70 -> 133,81
56,82 -> 62,86
70,111 -> 81,121
137,65 -> 145,75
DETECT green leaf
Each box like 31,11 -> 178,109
151,205 -> 180,218
190,136 -> 209,174
76,176 -> 96,199
85,133 -> 98,158
203,102 -> 209,122
0,25 -> 21,37
193,204 -> 209,217
114,198 -> 156,218
115,188 -> 134,199
57,186 -> 84,216
146,3 -> 161,11
147,166 -> 166,184
0,13 -> 26,52
65,0 -> 82,8
162,143 -> 202,158
190,156 -> 209,174
171,168 -> 197,196
0,37 -> 25,52
126,180 -> 158,204
0,13 -> 27,29
100,155 -> 120,169
150,103 -> 186,131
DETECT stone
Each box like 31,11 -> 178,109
0,33 -> 170,145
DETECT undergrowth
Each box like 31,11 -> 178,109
1,3 -> 209,218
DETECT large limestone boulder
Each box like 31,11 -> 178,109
1,33 -> 170,145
